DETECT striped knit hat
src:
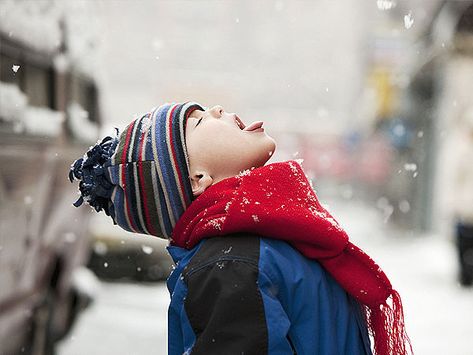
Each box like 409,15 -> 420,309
69,101 -> 205,239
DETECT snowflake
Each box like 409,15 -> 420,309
252,214 -> 260,222
377,0 -> 396,10
242,197 -> 250,205
404,12 -> 414,29
208,217 -> 225,230
238,168 -> 252,177
141,245 -> 153,254
140,116 -> 152,133
404,163 -> 417,172
288,161 -> 299,174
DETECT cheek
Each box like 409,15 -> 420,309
188,124 -> 253,160
188,120 -> 277,173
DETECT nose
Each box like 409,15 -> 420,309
209,105 -> 224,118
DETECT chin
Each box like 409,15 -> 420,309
254,136 -> 277,168
265,134 -> 277,159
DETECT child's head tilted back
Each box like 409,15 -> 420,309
69,102 -> 276,239
185,105 -> 276,196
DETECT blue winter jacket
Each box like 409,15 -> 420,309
167,233 -> 373,355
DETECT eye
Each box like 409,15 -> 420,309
195,117 -> 203,128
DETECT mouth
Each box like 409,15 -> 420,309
235,115 -> 264,132
235,115 -> 246,130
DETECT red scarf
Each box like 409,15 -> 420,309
171,160 -> 412,355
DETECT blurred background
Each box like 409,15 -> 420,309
1,0 -> 472,354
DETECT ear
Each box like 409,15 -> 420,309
190,170 -> 213,197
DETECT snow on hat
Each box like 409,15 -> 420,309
69,101 -> 205,239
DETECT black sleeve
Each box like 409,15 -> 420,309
182,235 -> 269,355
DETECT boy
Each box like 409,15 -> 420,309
70,102 -> 412,355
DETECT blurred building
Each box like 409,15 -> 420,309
366,1 -> 473,233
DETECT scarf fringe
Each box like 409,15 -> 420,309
363,289 -> 413,355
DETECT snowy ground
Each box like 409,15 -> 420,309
58,199 -> 473,355
58,282 -> 169,355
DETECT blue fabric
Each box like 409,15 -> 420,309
167,244 -> 203,355
258,238 -> 372,355
166,238 -> 372,355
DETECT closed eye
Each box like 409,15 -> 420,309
195,117 -> 203,128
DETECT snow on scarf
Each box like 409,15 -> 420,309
171,159 -> 413,355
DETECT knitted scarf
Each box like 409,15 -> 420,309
171,160 -> 413,355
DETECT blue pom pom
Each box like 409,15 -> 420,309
69,132 -> 119,217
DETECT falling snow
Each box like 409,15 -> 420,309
377,0 -> 396,11
399,200 -> 410,213
404,163 -> 417,172
24,195 -> 33,205
94,241 -> 108,255
64,232 -> 77,243
141,245 -> 153,254
404,12 -> 414,29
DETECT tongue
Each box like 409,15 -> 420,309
243,121 -> 264,131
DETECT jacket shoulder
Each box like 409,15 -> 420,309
182,233 -> 262,277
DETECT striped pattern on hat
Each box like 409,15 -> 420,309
107,101 -> 205,239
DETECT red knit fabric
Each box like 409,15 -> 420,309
171,160 -> 413,355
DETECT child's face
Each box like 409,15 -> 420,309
186,105 -> 276,195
